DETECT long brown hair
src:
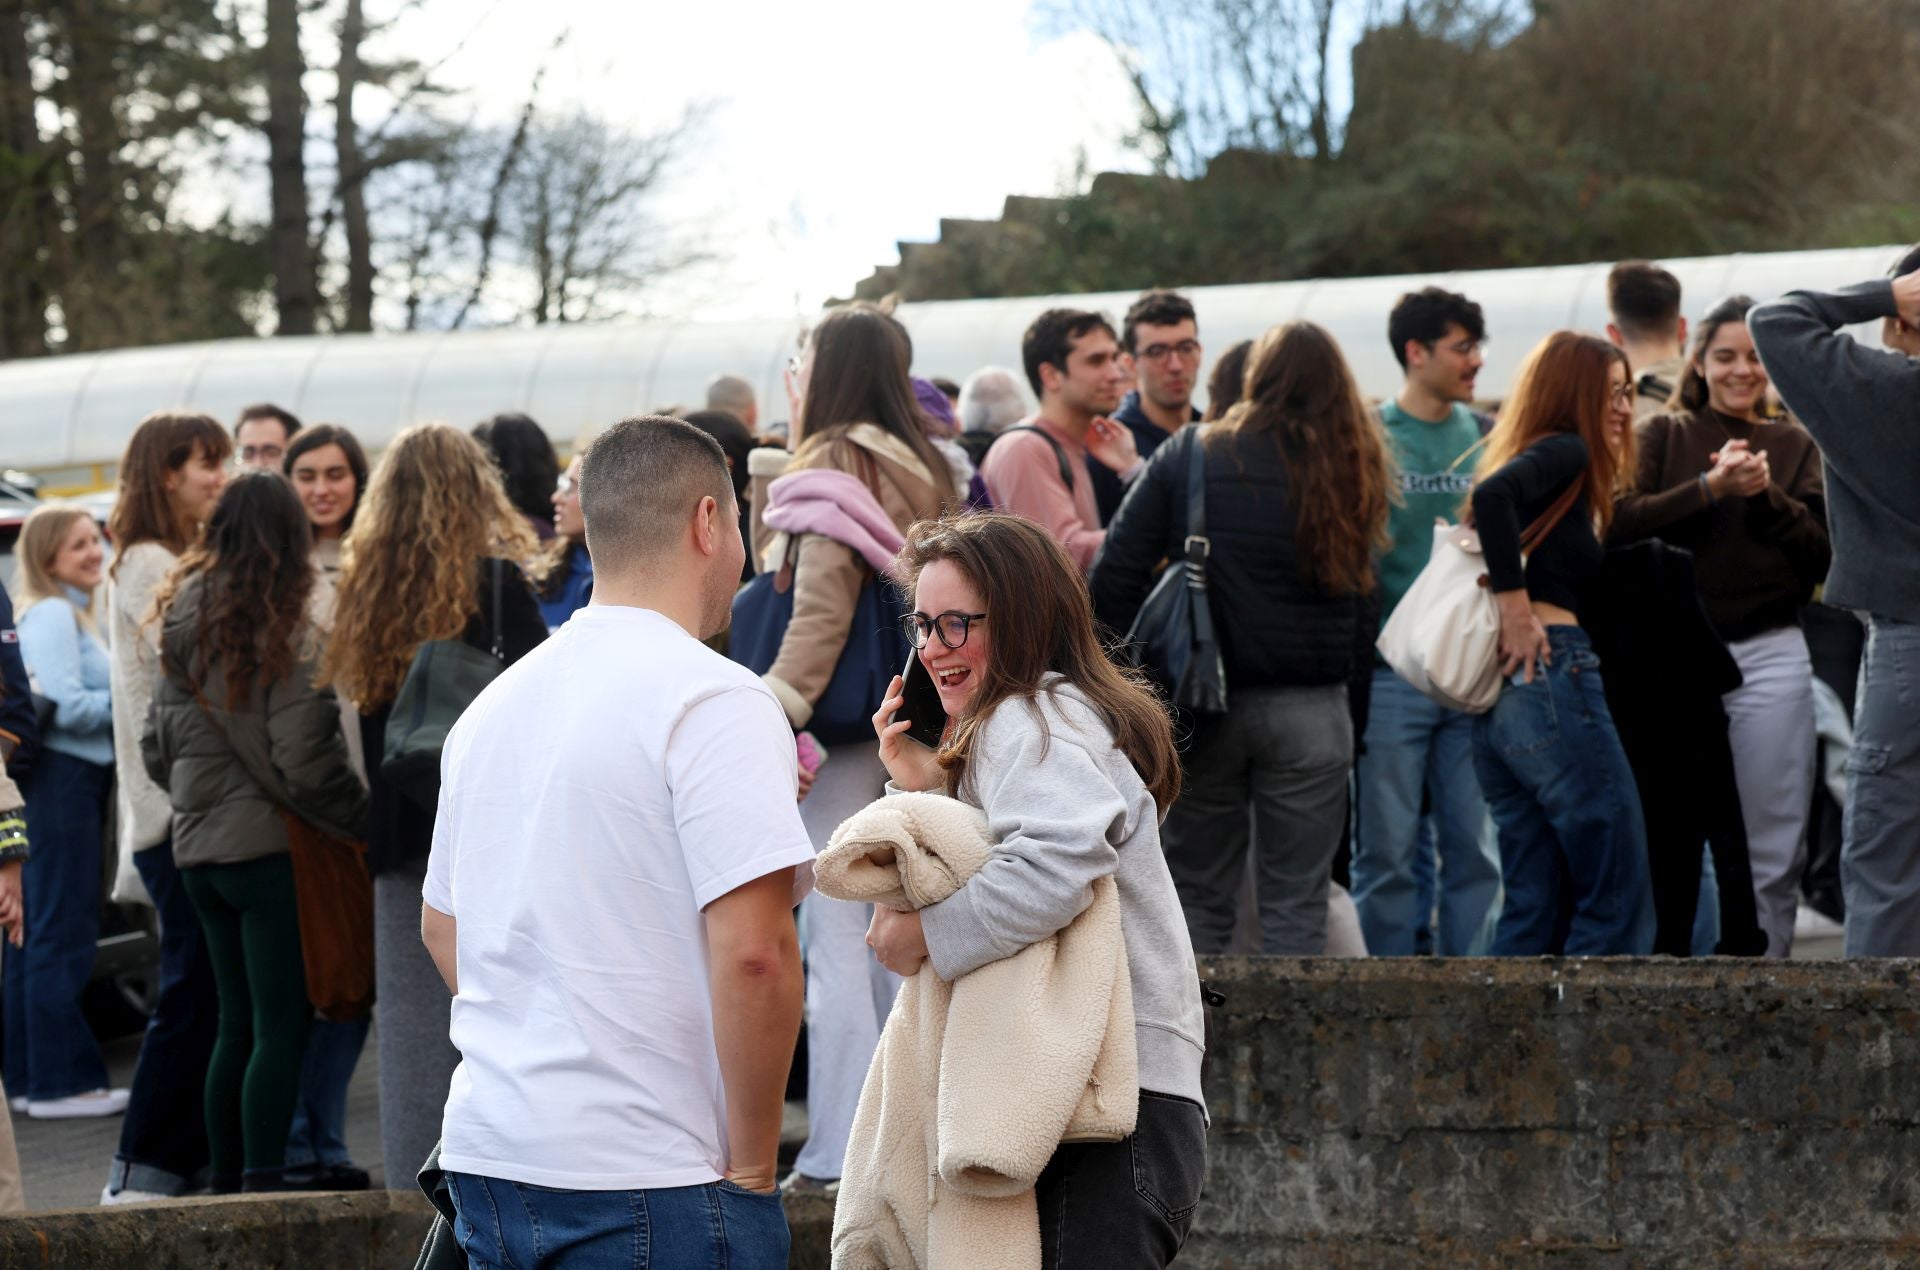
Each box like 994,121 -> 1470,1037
1475,331 -> 1634,537
794,303 -> 954,496
323,423 -> 542,710
151,472 -> 313,708
1220,322 -> 1393,595
108,411 -> 232,575
1671,294 -> 1755,413
896,513 -> 1180,814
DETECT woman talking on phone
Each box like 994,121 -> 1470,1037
1467,332 -> 1654,956
867,512 -> 1207,1268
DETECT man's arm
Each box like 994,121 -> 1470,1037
705,868 -> 803,1194
421,901 -> 457,994
1750,280 -> 1920,478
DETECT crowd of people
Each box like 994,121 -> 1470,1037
0,245 -> 1912,1268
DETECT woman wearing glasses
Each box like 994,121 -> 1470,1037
868,512 -> 1206,1268
1468,332 -> 1654,955
750,302 -> 961,1196
1609,296 -> 1829,956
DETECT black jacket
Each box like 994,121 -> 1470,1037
1091,426 -> 1377,692
0,582 -> 39,784
362,559 -> 546,876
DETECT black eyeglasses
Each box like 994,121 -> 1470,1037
899,610 -> 987,650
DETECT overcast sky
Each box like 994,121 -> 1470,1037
374,0 -> 1145,320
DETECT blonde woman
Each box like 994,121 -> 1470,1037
322,423 -> 546,1185
101,410 -> 230,1202
5,506 -> 121,1120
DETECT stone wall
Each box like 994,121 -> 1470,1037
1190,957 -> 1920,1267
7,959 -> 1916,1267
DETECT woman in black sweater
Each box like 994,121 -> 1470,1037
1468,331 -> 1653,956
1092,322 -> 1390,954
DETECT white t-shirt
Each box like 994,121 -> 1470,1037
423,604 -> 816,1191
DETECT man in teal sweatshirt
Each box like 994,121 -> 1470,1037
1352,287 -> 1503,957
1751,246 -> 1920,956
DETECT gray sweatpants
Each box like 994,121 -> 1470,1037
1724,626 -> 1817,958
373,854 -> 460,1188
1843,615 -> 1920,956
1161,684 -> 1353,955
791,747 -> 897,1182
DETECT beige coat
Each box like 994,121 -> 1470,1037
749,425 -> 955,728
817,793 -> 1137,1270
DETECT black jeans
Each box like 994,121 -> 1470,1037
110,839 -> 219,1195
1036,1090 -> 1208,1270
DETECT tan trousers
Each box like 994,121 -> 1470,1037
0,1077 -> 22,1213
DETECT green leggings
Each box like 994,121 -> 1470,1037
181,853 -> 311,1177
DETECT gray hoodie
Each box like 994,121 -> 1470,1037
919,677 -> 1207,1109
1750,280 -> 1920,624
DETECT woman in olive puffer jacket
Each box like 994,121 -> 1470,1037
142,472 -> 367,1193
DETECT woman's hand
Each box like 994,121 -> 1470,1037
873,675 -> 943,792
867,906 -> 928,976
1707,440 -> 1768,499
1495,590 -> 1550,683
0,859 -> 22,947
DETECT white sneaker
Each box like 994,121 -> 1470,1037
100,1185 -> 171,1206
27,1088 -> 131,1120
6,1095 -> 24,1114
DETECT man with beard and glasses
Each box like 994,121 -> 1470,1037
1089,290 -> 1205,524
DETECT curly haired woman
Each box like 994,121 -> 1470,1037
323,423 -> 547,1184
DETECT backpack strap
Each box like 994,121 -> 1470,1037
996,425 -> 1075,492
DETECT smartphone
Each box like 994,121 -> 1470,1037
898,654 -> 949,750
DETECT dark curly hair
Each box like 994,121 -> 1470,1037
152,471 -> 314,708
472,412 -> 562,527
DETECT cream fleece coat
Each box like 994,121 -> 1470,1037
817,792 -> 1137,1270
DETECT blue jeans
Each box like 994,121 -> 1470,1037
1471,628 -> 1655,956
1353,668 -> 1503,955
1843,614 -> 1920,955
284,1016 -> 369,1169
109,839 -> 219,1196
446,1172 -> 790,1269
3,750 -> 112,1100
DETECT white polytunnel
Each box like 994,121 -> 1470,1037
0,244 -> 1901,486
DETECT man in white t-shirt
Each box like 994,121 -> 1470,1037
421,415 -> 814,1268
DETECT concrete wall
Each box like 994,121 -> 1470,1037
1191,957 -> 1920,1267
7,959 -> 1916,1267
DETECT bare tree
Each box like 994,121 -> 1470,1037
506,109 -> 703,324
333,0 -> 373,331
265,0 -> 315,334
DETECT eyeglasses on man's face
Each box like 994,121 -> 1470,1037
238,444 -> 284,466
899,610 -> 987,650
1136,339 -> 1201,364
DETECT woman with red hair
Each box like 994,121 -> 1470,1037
1468,332 -> 1654,955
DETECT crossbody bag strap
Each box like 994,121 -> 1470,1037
1517,478 -> 1583,555
1182,428 -> 1220,641
488,558 -> 504,661
1001,425 -> 1075,492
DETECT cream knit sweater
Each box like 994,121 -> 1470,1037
817,792 -> 1136,1270
107,542 -> 176,903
